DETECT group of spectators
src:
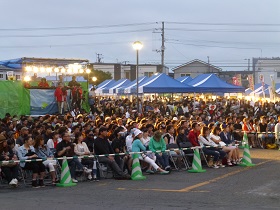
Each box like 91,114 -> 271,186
0,96 -> 280,188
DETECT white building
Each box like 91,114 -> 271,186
91,63 -> 168,80
253,58 -> 280,86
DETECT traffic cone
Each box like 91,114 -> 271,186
239,133 -> 255,167
131,154 -> 146,180
188,148 -> 206,173
57,156 -> 77,187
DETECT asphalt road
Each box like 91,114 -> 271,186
1,149 -> 280,210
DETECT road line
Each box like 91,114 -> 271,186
118,160 -> 272,193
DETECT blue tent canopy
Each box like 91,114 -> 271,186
95,79 -> 115,94
116,76 -> 149,94
0,58 -> 23,70
249,83 -> 269,95
188,74 -> 245,93
176,76 -> 193,84
102,79 -> 131,94
129,73 -> 194,93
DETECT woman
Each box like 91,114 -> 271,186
140,128 -> 156,173
209,126 -> 235,166
47,132 -> 60,154
132,129 -> 169,174
34,135 -> 57,185
242,117 -> 257,147
149,131 -> 171,171
73,132 -> 96,181
198,126 -> 226,169
17,136 -> 46,188
0,138 -> 19,187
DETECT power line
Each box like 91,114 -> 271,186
0,22 -> 156,31
166,41 -> 262,50
166,28 -> 280,33
166,21 -> 280,26
0,28 -> 153,38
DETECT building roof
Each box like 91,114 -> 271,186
0,57 -> 89,70
172,59 -> 222,72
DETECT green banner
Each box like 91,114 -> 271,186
0,81 -> 30,118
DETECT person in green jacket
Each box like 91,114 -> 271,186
149,131 -> 171,171
132,129 -> 169,174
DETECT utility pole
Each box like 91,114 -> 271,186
161,21 -> 165,74
96,53 -> 103,63
207,56 -> 210,72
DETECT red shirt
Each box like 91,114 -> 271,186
188,130 -> 200,146
53,141 -> 58,149
54,87 -> 66,102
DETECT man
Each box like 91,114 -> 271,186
43,126 -> 53,144
68,76 -> 79,88
188,123 -> 201,147
56,132 -> 91,183
54,82 -> 67,115
16,127 -> 29,146
94,127 -> 130,179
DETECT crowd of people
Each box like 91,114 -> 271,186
0,95 -> 280,188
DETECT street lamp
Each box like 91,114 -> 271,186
133,41 -> 143,113
92,76 -> 97,82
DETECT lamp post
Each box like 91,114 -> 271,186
133,41 -> 143,113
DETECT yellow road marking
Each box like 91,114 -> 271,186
117,160 -> 272,193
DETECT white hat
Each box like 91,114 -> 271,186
134,129 -> 142,137
173,117 -> 178,121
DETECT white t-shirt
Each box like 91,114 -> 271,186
141,136 -> 151,147
126,135 -> 133,152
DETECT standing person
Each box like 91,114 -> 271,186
38,78 -> 50,88
54,82 -> 67,115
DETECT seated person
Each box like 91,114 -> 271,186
132,129 -> 169,174
17,136 -> 46,188
198,126 -> 226,169
34,135 -> 57,185
149,131 -> 171,171
47,131 -> 60,155
74,132 -> 98,181
209,126 -> 236,166
56,132 -> 92,183
38,78 -> 50,88
0,138 -> 19,187
94,127 -> 130,179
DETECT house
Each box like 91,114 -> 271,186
252,57 -> 280,86
172,59 -> 222,79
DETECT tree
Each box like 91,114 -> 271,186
84,66 -> 112,86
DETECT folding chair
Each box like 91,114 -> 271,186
179,142 -> 194,168
166,143 -> 188,170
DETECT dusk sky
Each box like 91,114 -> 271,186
1,0 -> 280,71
